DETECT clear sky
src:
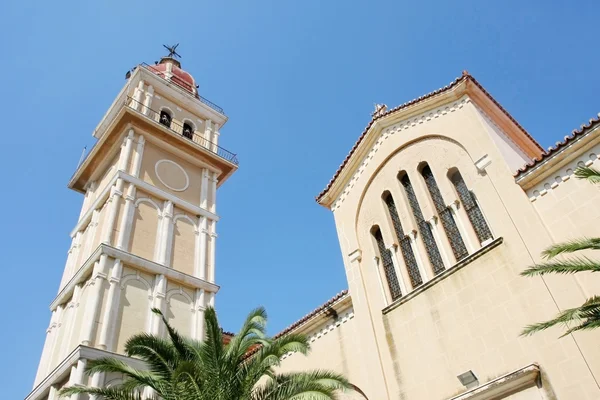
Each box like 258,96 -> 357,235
2,0 -> 599,398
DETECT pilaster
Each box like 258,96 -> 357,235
387,244 -> 407,296
428,215 -> 452,269
131,135 -> 145,178
159,200 -> 174,266
200,169 -> 209,209
408,230 -> 429,283
142,85 -> 154,116
116,185 -> 136,250
194,218 -> 207,280
131,80 -> 145,111
449,200 -> 477,254
192,288 -> 206,341
151,274 -> 167,336
80,255 -> 108,346
118,130 -> 135,173
101,179 -> 124,245
98,259 -> 122,351
207,220 -> 217,283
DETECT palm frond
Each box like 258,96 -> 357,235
59,386 -> 150,400
541,237 -> 600,259
575,166 -> 600,183
151,307 -> 194,361
521,296 -> 600,337
520,256 -> 600,276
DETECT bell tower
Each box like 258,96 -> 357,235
27,46 -> 238,400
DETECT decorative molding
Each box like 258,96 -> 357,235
331,98 -> 470,211
134,197 -> 162,211
154,159 -> 190,192
120,272 -> 153,300
527,149 -> 600,201
173,213 -> 198,229
165,287 -> 194,309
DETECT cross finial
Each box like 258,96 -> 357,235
163,43 -> 181,59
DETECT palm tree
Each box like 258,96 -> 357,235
60,306 -> 353,400
520,166 -> 600,337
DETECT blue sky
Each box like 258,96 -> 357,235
1,0 -> 599,397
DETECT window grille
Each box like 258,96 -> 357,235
384,194 -> 423,288
421,165 -> 468,261
450,171 -> 493,244
373,228 -> 402,301
159,110 -> 172,128
400,174 -> 446,275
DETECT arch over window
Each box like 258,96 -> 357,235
182,122 -> 194,139
383,192 -> 422,288
160,109 -> 172,128
450,170 -> 493,244
399,173 -> 445,275
371,226 -> 402,301
420,165 -> 468,261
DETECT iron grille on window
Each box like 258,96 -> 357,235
373,228 -> 402,301
182,123 -> 194,139
421,165 -> 468,261
159,110 -> 172,128
451,171 -> 493,244
384,194 -> 423,288
400,174 -> 446,275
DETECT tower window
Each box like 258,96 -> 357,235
450,171 -> 493,244
421,165 -> 468,261
384,193 -> 422,288
372,227 -> 402,301
182,122 -> 194,139
400,173 -> 445,275
159,110 -> 172,128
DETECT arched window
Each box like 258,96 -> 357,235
383,193 -> 422,288
421,165 -> 468,261
182,122 -> 194,139
159,110 -> 172,128
400,173 -> 445,275
450,170 -> 493,244
372,227 -> 402,301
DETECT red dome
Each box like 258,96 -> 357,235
149,57 -> 198,97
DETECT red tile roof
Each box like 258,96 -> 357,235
515,113 -> 600,177
316,72 -> 544,204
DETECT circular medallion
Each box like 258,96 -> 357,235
154,159 -> 189,192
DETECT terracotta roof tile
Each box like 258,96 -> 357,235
515,113 -> 600,177
316,72 -> 543,204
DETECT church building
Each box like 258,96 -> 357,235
27,52 -> 600,400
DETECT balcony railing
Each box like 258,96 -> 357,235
127,96 -> 238,165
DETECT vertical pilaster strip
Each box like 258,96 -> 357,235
98,259 -> 122,351
192,289 -> 206,341
152,274 -> 167,336
197,217 -> 208,280
116,185 -> 136,250
212,123 -> 220,151
142,85 -> 154,116
449,200 -> 476,253
88,372 -> 105,400
82,209 -> 100,258
101,179 -> 124,245
70,358 -> 88,400
131,80 -> 145,111
47,385 -> 59,400
60,284 -> 82,359
409,230 -> 429,283
373,256 -> 388,306
429,216 -> 452,268
60,232 -> 82,290
204,120 -> 213,148
81,255 -> 108,346
388,244 -> 408,295
34,308 -> 59,384
200,168 -> 209,209
118,130 -> 135,173
131,135 -> 145,178
210,172 -> 218,214
208,219 -> 217,283
159,201 -> 174,266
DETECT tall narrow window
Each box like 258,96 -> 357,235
182,122 -> 194,139
160,110 -> 172,128
421,165 -> 468,261
450,171 -> 493,244
384,193 -> 422,288
400,174 -> 445,275
372,227 -> 402,301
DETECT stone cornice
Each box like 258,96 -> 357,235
50,244 -> 220,311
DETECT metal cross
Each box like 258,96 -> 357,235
163,43 -> 181,59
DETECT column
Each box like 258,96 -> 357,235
47,385 -> 59,400
82,209 -> 100,258
192,289 -> 205,341
131,135 -> 145,178
204,119 -> 212,148
35,307 -> 61,384
70,358 -> 87,400
88,372 -> 105,400
60,284 -> 82,358
98,259 -> 122,351
388,244 -> 408,295
116,185 -> 136,250
60,232 -> 82,289
142,85 -> 154,116
151,274 -> 167,336
449,200 -> 477,253
130,80 -> 145,110
78,181 -> 96,221
210,172 -> 218,213
409,230 -> 429,283
158,201 -> 174,266
200,168 -> 209,209
428,216 -> 452,268
207,220 -> 217,283
118,130 -> 135,173
206,291 -> 215,307
101,179 -> 124,245
212,123 -> 220,151
81,255 -> 108,346
194,218 -> 207,280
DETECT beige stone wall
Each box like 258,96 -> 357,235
326,97 -> 600,399
139,141 -> 203,206
170,210 -> 196,275
165,281 -> 196,338
129,191 -> 161,262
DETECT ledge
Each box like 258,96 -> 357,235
50,244 -> 219,311
382,237 -> 503,314
447,363 -> 540,400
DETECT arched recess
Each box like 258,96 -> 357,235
165,288 -> 194,338
114,273 -> 153,353
129,198 -> 162,262
170,214 -> 197,275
